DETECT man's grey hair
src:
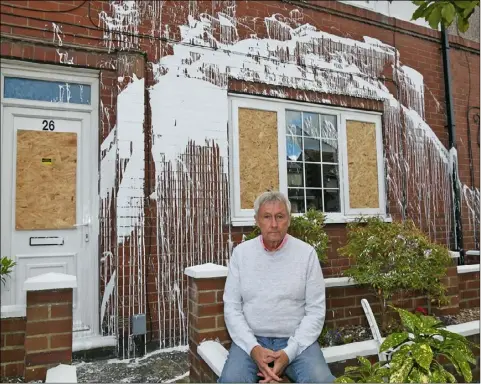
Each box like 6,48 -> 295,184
253,191 -> 292,217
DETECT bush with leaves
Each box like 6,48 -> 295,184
244,209 -> 329,263
335,306 -> 480,383
338,217 -> 451,331
1,256 -> 16,285
412,0 -> 479,32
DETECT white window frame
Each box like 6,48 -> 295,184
229,94 -> 387,226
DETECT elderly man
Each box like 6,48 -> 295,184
219,191 -> 334,383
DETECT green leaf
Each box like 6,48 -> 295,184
412,2 -> 430,20
357,356 -> 372,370
380,332 -> 410,352
344,366 -> 360,373
458,16 -> 470,32
428,5 -> 443,29
394,307 -> 422,332
430,366 -> 446,383
366,374 -> 385,383
390,345 -> 412,371
389,357 -> 414,383
455,0 -> 476,9
334,377 -> 356,383
407,367 -> 429,383
458,360 -> 472,383
411,343 -> 433,371
412,0 -> 426,5
441,2 -> 456,24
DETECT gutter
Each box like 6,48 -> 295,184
441,25 -> 464,264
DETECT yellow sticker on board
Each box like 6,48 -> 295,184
41,158 -> 52,165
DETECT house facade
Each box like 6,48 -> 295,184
0,0 -> 479,358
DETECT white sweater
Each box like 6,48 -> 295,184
223,235 -> 326,362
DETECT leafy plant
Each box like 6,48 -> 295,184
245,209 -> 329,263
411,0 -> 479,32
335,356 -> 390,383
1,257 -> 16,285
338,217 -> 451,331
335,306 -> 480,383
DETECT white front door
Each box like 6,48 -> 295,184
0,62 -> 100,339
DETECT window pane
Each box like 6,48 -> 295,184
288,188 -> 305,213
286,135 -> 303,161
306,189 -> 323,211
287,162 -> 304,187
303,137 -> 321,162
323,165 -> 339,188
4,77 -> 91,105
321,139 -> 338,163
302,112 -> 320,137
321,115 -> 337,139
324,189 -> 340,212
286,111 -> 302,135
305,163 -> 322,188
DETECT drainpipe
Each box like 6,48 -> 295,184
441,25 -> 464,264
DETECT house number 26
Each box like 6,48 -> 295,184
42,120 -> 55,131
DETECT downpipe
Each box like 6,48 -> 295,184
441,25 -> 465,264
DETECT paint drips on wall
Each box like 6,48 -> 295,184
97,1 -> 474,355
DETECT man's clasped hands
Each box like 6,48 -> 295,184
251,345 -> 290,383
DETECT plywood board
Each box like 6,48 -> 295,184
238,108 -> 279,209
16,130 -> 78,230
346,121 -> 379,209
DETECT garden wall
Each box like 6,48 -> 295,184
0,274 -> 76,381
187,263 -> 480,383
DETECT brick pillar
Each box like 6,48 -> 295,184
185,263 -> 231,383
23,272 -> 77,382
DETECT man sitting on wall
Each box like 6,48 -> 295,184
219,191 -> 335,383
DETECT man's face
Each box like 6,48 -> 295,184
255,201 -> 290,243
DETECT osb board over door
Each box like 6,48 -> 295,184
16,130 -> 77,230
346,120 -> 379,209
238,108 -> 279,209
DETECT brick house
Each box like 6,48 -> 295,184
0,0 -> 479,363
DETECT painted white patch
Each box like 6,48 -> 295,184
99,0 -> 140,52
107,345 -> 189,365
164,371 -> 190,383
52,22 -> 63,46
116,75 -> 145,240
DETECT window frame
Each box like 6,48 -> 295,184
228,94 -> 387,226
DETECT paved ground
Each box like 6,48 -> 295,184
74,348 -> 190,383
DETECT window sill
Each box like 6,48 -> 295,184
231,214 -> 392,227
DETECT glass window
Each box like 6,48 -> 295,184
4,77 -> 91,105
286,110 -> 340,214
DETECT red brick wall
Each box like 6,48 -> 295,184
0,317 -> 26,378
459,271 -> 481,309
187,273 -> 480,383
1,0 -> 479,348
0,287 -> 75,380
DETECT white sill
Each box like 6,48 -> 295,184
231,214 -> 392,227
1,304 -> 26,319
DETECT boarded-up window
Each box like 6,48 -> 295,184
238,108 -> 279,209
346,120 -> 379,209
16,130 -> 77,230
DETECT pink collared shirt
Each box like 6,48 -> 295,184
260,234 -> 288,252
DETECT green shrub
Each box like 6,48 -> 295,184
335,306 -> 480,383
338,217 -> 451,331
245,209 -> 329,263
1,256 -> 16,285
